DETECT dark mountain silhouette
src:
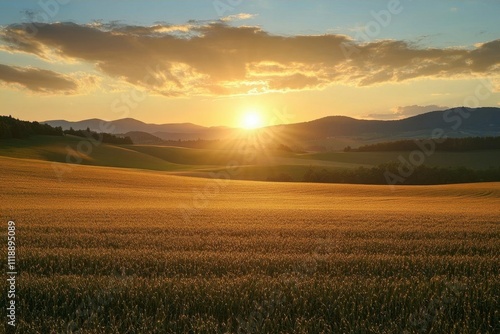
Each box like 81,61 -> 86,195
45,118 -> 237,141
268,107 -> 500,140
44,107 -> 500,142
44,118 -> 206,135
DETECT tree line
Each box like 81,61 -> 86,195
345,136 -> 500,152
0,115 -> 133,145
268,164 -> 500,185
65,127 -> 133,145
0,115 -> 63,139
302,164 -> 500,185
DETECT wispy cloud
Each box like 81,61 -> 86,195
221,13 -> 257,22
365,105 -> 449,120
0,22 -> 499,97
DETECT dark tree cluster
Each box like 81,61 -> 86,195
64,127 -> 133,145
303,163 -> 500,185
0,115 -> 63,139
348,136 -> 500,152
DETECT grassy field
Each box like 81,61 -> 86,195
1,156 -> 499,333
300,150 -> 500,170
1,136 -> 499,179
0,136 -> 186,171
124,144 -> 293,166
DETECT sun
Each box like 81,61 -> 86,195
241,110 -> 264,129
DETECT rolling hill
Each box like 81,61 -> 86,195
264,107 -> 500,141
44,118 -> 237,140
0,135 -> 186,171
1,134 -> 499,184
2,108 -> 498,184
44,117 -> 206,134
123,131 -> 165,145
44,107 -> 500,143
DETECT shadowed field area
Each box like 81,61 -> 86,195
1,156 -> 499,333
1,136 -> 499,182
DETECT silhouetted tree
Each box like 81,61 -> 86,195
64,128 -> 133,145
0,116 -> 63,139
347,137 -> 500,152
301,164 -> 500,185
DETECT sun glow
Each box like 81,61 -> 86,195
241,110 -> 264,129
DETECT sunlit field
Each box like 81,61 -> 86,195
1,0 -> 500,332
1,156 -> 499,333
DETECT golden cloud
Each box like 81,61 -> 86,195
1,22 -> 499,96
0,63 -> 84,94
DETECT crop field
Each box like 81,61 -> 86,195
1,156 -> 499,333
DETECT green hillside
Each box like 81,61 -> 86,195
124,144 -> 295,166
299,151 -> 500,170
1,136 -> 499,183
124,145 -> 243,166
0,135 -> 185,171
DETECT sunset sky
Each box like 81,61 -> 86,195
0,0 -> 499,127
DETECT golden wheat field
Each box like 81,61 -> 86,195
1,156 -> 499,333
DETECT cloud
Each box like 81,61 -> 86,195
392,105 -> 449,117
221,13 -> 257,22
0,63 -> 82,93
365,105 -> 449,120
0,22 -> 499,97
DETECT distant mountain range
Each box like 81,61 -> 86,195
44,117 -> 236,140
273,107 -> 500,139
44,107 -> 500,145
